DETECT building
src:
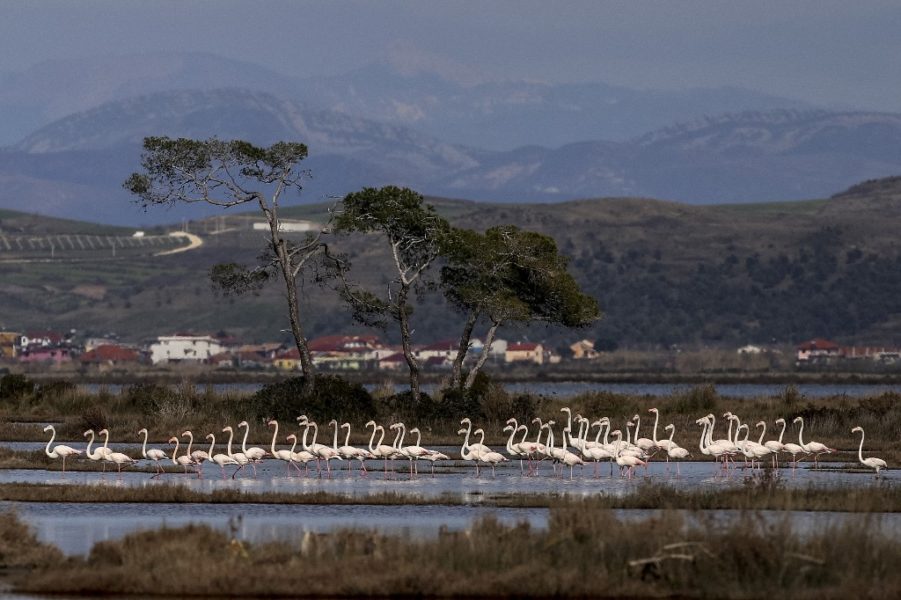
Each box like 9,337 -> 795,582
80,344 -> 141,368
416,340 -> 459,362
569,339 -> 598,359
0,331 -> 20,359
795,339 -> 841,364
505,342 -> 544,365
149,334 -> 225,365
308,335 -> 383,370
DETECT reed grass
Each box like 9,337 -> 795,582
1,478 -> 899,513
13,503 -> 901,598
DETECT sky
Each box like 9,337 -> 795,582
3,0 -> 901,111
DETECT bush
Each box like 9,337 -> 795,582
0,374 -> 35,403
859,391 -> 899,417
672,384 -> 718,413
123,383 -> 178,416
249,375 -> 373,423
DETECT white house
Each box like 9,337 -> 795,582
149,335 -> 225,365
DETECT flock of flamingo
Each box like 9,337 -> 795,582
41,407 -> 888,480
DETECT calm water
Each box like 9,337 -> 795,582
77,381 -> 901,398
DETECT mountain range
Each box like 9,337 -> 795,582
0,52 -> 900,225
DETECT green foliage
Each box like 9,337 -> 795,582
249,375 -> 373,423
0,374 -> 35,402
859,391 -> 900,416
123,383 -> 179,416
209,262 -> 272,296
672,383 -> 719,413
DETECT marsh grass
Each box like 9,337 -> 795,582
0,447 -> 168,473
13,504 -> 901,598
4,381 -> 901,459
2,479 -> 900,513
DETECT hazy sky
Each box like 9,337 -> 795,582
3,0 -> 901,110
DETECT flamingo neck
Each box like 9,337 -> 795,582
857,430 -> 866,463
505,427 -> 517,452
310,423 -> 319,447
140,430 -> 148,458
171,439 -> 180,463
726,418 -> 734,443
367,424 -> 377,452
207,435 -> 215,456
797,419 -> 806,446
699,422 -> 709,453
414,429 -> 422,447
240,424 -> 250,453
226,429 -> 235,457
332,422 -> 339,450
302,425 -> 311,451
533,420 -> 543,444
101,430 -> 109,452
633,416 -> 641,439
375,427 -> 385,450
44,427 -> 56,457
184,433 -> 194,456
651,411 -> 660,443
519,426 -> 530,445
85,431 -> 95,457
270,422 -> 279,455
289,436 -> 298,453
343,425 -> 351,448
397,424 -> 406,449
757,424 -> 766,445
668,427 -> 676,443
778,421 -> 787,444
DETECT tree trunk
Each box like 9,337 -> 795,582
465,319 -> 502,389
450,310 -> 479,389
264,203 -> 316,395
397,284 -> 421,401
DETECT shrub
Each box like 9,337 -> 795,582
672,383 -> 718,413
0,374 -> 35,403
249,375 -> 373,423
123,383 -> 178,416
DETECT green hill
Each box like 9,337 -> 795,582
1,184 -> 900,349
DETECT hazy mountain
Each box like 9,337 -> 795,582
297,61 -> 812,150
2,90 -> 901,224
0,51 -> 809,150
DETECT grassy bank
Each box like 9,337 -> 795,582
1,478 -> 899,512
6,503 -> 901,598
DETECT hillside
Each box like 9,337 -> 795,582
1,89 -> 899,225
1,184 -> 899,348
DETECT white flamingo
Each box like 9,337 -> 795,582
794,416 -> 834,469
138,428 -> 168,477
763,418 -> 787,468
205,433 -> 239,479
851,426 -> 887,477
459,418 -> 491,454
83,429 -> 112,470
611,430 -> 646,479
632,413 -> 657,454
337,422 -> 372,475
168,437 -> 196,475
472,428 -> 508,476
649,408 -> 676,452
238,420 -> 268,476
290,424 -> 317,476
43,425 -> 81,472
663,425 -> 690,475
97,429 -> 136,475
365,421 -> 398,478
268,420 -> 302,476
221,426 -> 250,478
182,430 -> 210,464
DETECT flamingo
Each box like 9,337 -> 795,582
205,433 -> 239,479
168,437 -> 196,475
182,430 -> 210,464
290,424 -> 318,477
794,416 -> 834,469
43,425 -> 81,472
663,425 -> 690,475
336,422 -> 372,475
97,429 -> 137,475
503,424 -> 529,474
472,428 -> 508,476
401,426 -> 440,476
365,421 -> 398,478
221,426 -> 250,478
611,430 -> 646,479
851,426 -> 887,477
544,423 -> 583,480
238,421 -> 268,476
763,419 -> 787,469
83,429 -> 112,470
268,420 -> 302,476
459,418 -> 491,454
307,420 -> 340,478
649,408 -> 676,452
631,413 -> 657,454
138,428 -> 168,477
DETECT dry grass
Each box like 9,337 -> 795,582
13,504 -> 901,598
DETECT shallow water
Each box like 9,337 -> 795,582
0,454 -> 892,499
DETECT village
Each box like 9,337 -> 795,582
0,329 -> 898,374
